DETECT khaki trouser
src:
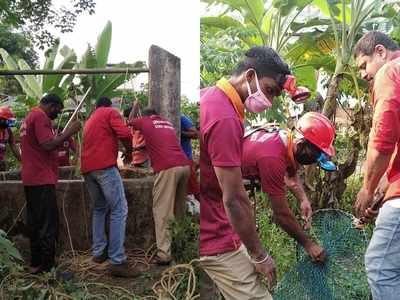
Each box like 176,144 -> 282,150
200,245 -> 273,300
153,165 -> 190,256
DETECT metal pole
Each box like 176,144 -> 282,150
62,87 -> 92,133
0,68 -> 149,76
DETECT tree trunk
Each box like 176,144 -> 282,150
304,72 -> 372,209
322,74 -> 342,119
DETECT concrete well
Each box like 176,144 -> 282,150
0,168 -> 156,252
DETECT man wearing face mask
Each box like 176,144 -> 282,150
0,106 -> 21,171
200,46 -> 309,299
242,112 -> 336,264
353,31 -> 400,299
20,94 -> 80,277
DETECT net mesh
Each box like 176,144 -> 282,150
273,209 -> 370,300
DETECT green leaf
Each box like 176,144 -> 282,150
290,17 -> 331,31
201,16 -> 243,30
242,0 -> 265,24
95,21 -> 112,68
292,65 -> 317,91
18,59 -> 42,99
93,74 -> 125,99
273,0 -> 312,16
79,46 -> 97,69
42,45 -> 76,93
0,48 -> 36,98
0,234 -> 23,261
42,40 -> 60,91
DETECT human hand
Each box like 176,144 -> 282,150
354,187 -> 374,218
300,199 -> 313,230
304,241 -> 326,263
252,254 -> 277,290
64,120 -> 81,136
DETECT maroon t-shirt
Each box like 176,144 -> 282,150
0,128 -> 11,161
200,86 -> 243,256
20,107 -> 58,186
130,115 -> 190,172
57,137 -> 76,167
81,107 -> 131,174
242,130 -> 288,198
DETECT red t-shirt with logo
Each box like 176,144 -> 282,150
199,86 -> 243,256
242,130 -> 288,198
81,107 -> 131,173
130,115 -> 190,172
20,107 -> 58,186
368,55 -> 400,201
0,128 -> 11,161
57,137 -> 76,166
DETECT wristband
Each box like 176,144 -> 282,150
251,254 -> 270,264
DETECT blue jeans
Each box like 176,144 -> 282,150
365,200 -> 400,300
84,166 -> 128,265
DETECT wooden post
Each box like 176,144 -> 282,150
148,45 -> 181,137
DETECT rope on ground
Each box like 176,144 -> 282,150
151,259 -> 200,300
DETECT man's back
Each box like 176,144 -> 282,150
81,107 -> 130,173
130,115 -> 189,172
242,130 -> 288,198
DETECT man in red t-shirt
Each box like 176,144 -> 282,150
129,107 -> 191,265
354,31 -> 400,299
81,97 -> 137,278
242,113 -> 336,264
200,46 -> 310,299
0,106 -> 21,171
20,94 -> 80,276
53,125 -> 77,166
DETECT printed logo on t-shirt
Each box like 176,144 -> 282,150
153,120 -> 175,130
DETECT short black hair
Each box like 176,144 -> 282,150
40,94 -> 64,109
142,107 -> 157,116
123,106 -> 132,118
232,46 -> 291,87
96,96 -> 112,108
354,31 -> 400,57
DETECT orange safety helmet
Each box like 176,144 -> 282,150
0,106 -> 15,121
296,112 -> 335,156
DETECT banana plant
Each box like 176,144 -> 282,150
76,21 -> 146,116
0,39 -> 77,102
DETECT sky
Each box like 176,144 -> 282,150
37,0 -> 200,102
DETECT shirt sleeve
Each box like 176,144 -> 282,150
257,156 -> 287,198
34,114 -> 54,145
109,110 -> 132,139
205,118 -> 243,167
181,116 -> 193,131
369,66 -> 400,155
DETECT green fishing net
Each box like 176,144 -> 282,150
273,209 -> 370,300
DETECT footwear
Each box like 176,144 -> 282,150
92,247 -> 108,263
109,262 -> 140,278
151,253 -> 172,266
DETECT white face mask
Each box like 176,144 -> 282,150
244,70 -> 273,113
